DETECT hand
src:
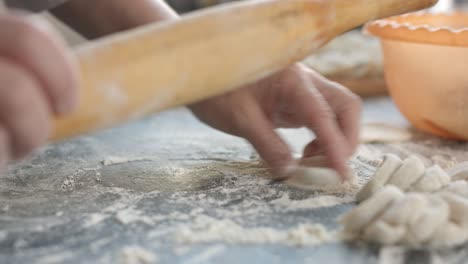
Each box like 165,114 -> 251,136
190,63 -> 362,179
0,13 -> 79,165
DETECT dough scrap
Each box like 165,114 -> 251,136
358,156 -> 449,201
451,169 -> 468,182
428,222 -> 468,248
380,193 -> 427,226
443,181 -> 468,198
386,156 -> 425,191
340,185 -> 404,234
343,154 -> 468,248
360,123 -> 412,143
405,195 -> 449,246
363,220 -> 406,245
409,165 -> 450,192
440,193 -> 468,226
342,186 -> 467,248
356,154 -> 402,202
447,162 -> 468,181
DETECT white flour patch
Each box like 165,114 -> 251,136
182,245 -> 225,264
271,193 -> 355,210
173,246 -> 192,256
102,157 -> 154,166
83,213 -> 108,228
115,207 -> 154,225
174,215 -> 335,247
37,251 -> 75,264
89,237 -> 114,253
0,231 -> 7,241
118,246 -> 158,264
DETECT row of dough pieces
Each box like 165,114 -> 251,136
340,154 -> 468,248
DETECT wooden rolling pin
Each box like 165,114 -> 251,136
52,0 -> 438,141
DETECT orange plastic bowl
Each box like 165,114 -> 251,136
365,12 -> 468,140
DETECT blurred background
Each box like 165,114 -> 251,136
50,0 -> 466,47
165,0 -> 464,13
166,0 -> 240,13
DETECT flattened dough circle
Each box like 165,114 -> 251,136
286,166 -> 342,190
285,156 -> 350,190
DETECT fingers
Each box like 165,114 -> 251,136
302,66 -> 362,155
298,90 -> 349,178
237,97 -> 294,177
0,57 -> 51,159
282,65 -> 350,178
0,14 -> 79,115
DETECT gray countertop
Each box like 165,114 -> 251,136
1,97 -> 468,264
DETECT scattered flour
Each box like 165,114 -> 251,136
182,245 -> 225,264
2,205 -> 9,212
83,213 -> 108,228
60,176 -> 76,191
115,207 -> 154,225
271,193 -> 355,209
102,157 -> 153,166
0,231 -> 7,241
118,246 -> 158,264
89,237 -> 114,253
175,215 -> 335,247
378,246 -> 405,264
36,251 -> 75,264
173,246 -> 192,256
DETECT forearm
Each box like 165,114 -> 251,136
51,0 -> 179,39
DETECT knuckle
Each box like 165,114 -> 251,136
9,18 -> 59,63
316,109 -> 335,122
333,86 -> 362,113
